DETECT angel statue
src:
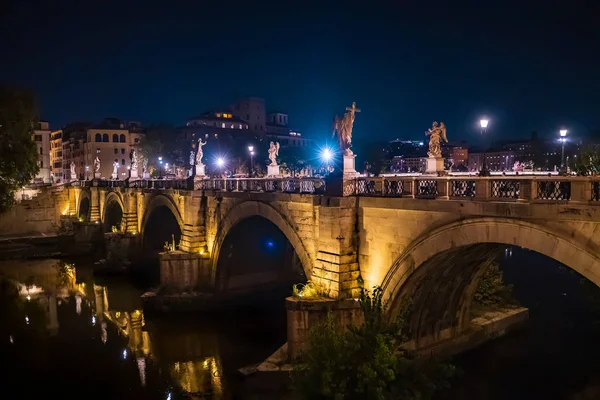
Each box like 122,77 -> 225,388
70,161 -> 76,175
112,160 -> 119,176
130,149 -> 138,170
93,156 -> 101,173
268,141 -> 280,166
425,121 -> 448,158
196,138 -> 207,165
333,102 -> 360,155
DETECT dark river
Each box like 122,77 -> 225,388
0,247 -> 599,399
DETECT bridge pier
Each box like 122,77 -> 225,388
159,251 -> 212,291
312,197 -> 361,299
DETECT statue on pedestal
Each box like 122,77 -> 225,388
196,138 -> 207,165
70,162 -> 76,180
130,149 -> 138,170
93,156 -> 101,178
333,102 -> 360,156
268,141 -> 280,166
112,160 -> 119,179
425,121 -> 448,158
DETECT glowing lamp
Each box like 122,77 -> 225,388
480,119 -> 489,129
321,148 -> 333,162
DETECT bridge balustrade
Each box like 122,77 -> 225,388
194,177 -> 325,194
344,176 -> 600,203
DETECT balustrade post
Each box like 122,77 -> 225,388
474,179 -> 490,201
570,179 -> 588,203
519,179 -> 533,202
374,178 -> 384,195
407,178 -> 416,199
438,179 -> 450,200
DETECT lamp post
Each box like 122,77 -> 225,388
248,146 -> 254,177
479,118 -> 490,176
560,129 -> 568,172
158,156 -> 163,179
85,166 -> 89,180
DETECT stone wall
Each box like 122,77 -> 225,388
0,186 -> 69,238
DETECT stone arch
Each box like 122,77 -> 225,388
140,193 -> 184,241
381,217 -> 600,347
210,201 -> 313,286
77,189 -> 91,221
103,192 -> 125,221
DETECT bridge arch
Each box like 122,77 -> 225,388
141,194 -> 184,255
210,201 -> 313,287
103,192 -> 125,232
77,190 -> 91,221
381,218 -> 600,348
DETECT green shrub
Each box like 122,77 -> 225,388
473,262 -> 515,308
292,287 -> 456,400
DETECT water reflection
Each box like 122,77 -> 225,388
0,258 -> 273,399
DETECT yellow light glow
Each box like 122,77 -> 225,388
62,205 -> 70,215
199,250 -> 204,255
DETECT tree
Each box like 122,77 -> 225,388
570,144 -> 600,176
0,85 -> 39,213
292,287 -> 456,399
473,260 -> 515,308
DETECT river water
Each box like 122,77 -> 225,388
0,248 -> 599,399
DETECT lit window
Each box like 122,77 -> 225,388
216,113 -> 222,118
214,133 -> 218,138
96,148 -> 101,153
221,123 -> 225,128
230,124 -> 234,129
238,124 -> 242,129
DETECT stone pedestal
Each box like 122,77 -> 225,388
94,172 -> 101,179
130,169 -> 139,180
267,164 -> 280,177
111,172 -> 118,180
143,172 -> 150,179
70,172 -> 77,181
425,157 -> 444,174
343,154 -> 359,177
195,163 -> 206,178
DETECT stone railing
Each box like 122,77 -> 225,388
194,177 -> 326,194
344,176 -> 600,203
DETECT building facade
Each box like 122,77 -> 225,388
32,121 -> 52,183
50,130 -> 63,183
84,124 -> 144,180
231,97 -> 266,133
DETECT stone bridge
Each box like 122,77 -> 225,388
65,175 -> 600,351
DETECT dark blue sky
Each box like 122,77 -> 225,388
2,1 -> 599,145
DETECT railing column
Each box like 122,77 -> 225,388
519,179 -> 533,202
438,180 -> 450,200
374,178 -> 384,195
570,180 -> 588,202
474,179 -> 490,201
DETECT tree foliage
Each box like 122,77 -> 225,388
0,84 -> 39,212
473,261 -> 515,308
570,145 -> 600,176
292,287 -> 456,400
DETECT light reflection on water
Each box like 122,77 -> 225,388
0,258 -> 287,399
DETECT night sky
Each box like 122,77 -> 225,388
2,1 -> 599,145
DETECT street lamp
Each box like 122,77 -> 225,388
559,129 -> 568,172
158,156 -> 163,179
85,166 -> 89,180
248,146 -> 254,176
479,118 -> 490,176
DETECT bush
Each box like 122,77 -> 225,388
473,262 -> 515,308
292,287 -> 456,400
